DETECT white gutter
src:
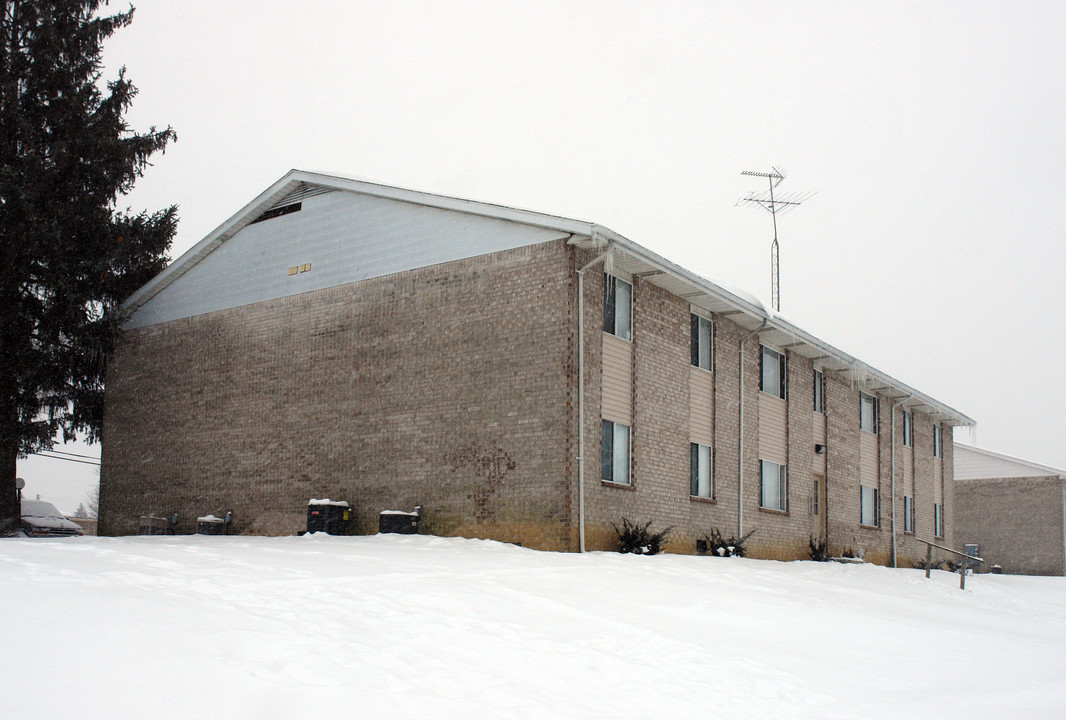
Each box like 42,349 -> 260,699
135,169 -> 972,430
575,241 -> 611,553
738,319 -> 768,536
571,231 -> 974,429
889,395 -> 912,568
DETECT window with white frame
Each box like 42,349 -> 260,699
603,275 -> 632,341
903,495 -> 915,533
759,460 -> 787,511
601,420 -> 630,485
760,346 -> 785,399
690,443 -> 713,498
690,314 -> 712,371
813,369 -> 825,414
860,485 -> 879,527
934,503 -> 944,537
860,392 -> 878,433
902,410 -> 914,447
933,424 -> 943,457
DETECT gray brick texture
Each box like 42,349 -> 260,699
101,240 -> 578,550
102,238 -> 959,565
956,476 -> 1065,576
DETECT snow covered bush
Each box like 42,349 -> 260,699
699,528 -> 755,557
612,518 -> 672,555
808,536 -> 829,562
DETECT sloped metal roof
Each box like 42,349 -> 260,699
124,169 -> 974,427
955,444 -> 1065,480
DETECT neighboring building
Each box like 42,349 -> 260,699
99,170 -> 973,564
955,444 -> 1066,576
67,516 -> 98,535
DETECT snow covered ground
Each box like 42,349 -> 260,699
3,534 -> 1063,719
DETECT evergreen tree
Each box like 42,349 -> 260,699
0,1 -> 175,533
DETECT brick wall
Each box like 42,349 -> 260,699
100,240 -> 577,550
825,372 -> 861,557
579,265 -> 749,552
102,235 -> 960,565
578,267 -> 835,560
955,476 -> 1065,576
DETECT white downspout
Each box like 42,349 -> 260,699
738,319 -> 767,536
576,242 -> 611,553
889,394 -> 912,568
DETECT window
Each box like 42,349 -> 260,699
934,503 -> 944,537
810,478 -> 820,515
860,392 -> 878,433
690,443 -> 713,498
601,420 -> 630,485
690,314 -> 712,371
760,346 -> 785,399
860,485 -> 879,527
759,460 -> 787,511
813,369 -> 825,414
903,496 -> 914,533
902,410 -> 913,447
604,275 -> 632,341
933,424 -> 943,457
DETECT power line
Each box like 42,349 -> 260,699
29,451 -> 100,466
37,448 -> 100,460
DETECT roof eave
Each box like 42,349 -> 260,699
123,169 -> 596,317
570,231 -> 974,428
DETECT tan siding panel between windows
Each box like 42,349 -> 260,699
759,394 -> 787,464
602,333 -> 633,424
689,367 -> 714,445
860,431 -> 878,486
812,413 -> 827,473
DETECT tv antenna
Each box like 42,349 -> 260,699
737,167 -> 812,312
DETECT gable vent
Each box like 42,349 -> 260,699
250,202 -> 301,224
271,182 -> 331,207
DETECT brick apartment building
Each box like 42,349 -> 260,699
99,170 -> 972,564
954,444 -> 1066,575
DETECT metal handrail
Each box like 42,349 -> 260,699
917,537 -> 983,589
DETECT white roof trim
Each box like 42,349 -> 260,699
955,444 -> 1066,479
124,170 -> 973,427
570,230 -> 974,427
123,169 -> 595,315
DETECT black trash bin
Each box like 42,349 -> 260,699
197,515 -> 226,535
307,499 -> 351,535
379,506 -> 421,534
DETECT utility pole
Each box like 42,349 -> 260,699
737,168 -> 811,312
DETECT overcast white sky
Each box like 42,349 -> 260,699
18,0 -> 1066,513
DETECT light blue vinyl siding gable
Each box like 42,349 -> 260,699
125,189 -> 571,329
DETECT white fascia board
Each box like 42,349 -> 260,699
572,227 -> 771,323
766,314 -> 975,427
288,170 -> 595,235
121,170 -> 975,428
123,170 -> 596,316
579,230 -> 974,428
956,444 -> 1066,479
123,173 -> 305,314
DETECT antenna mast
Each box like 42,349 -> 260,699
737,167 -> 811,312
